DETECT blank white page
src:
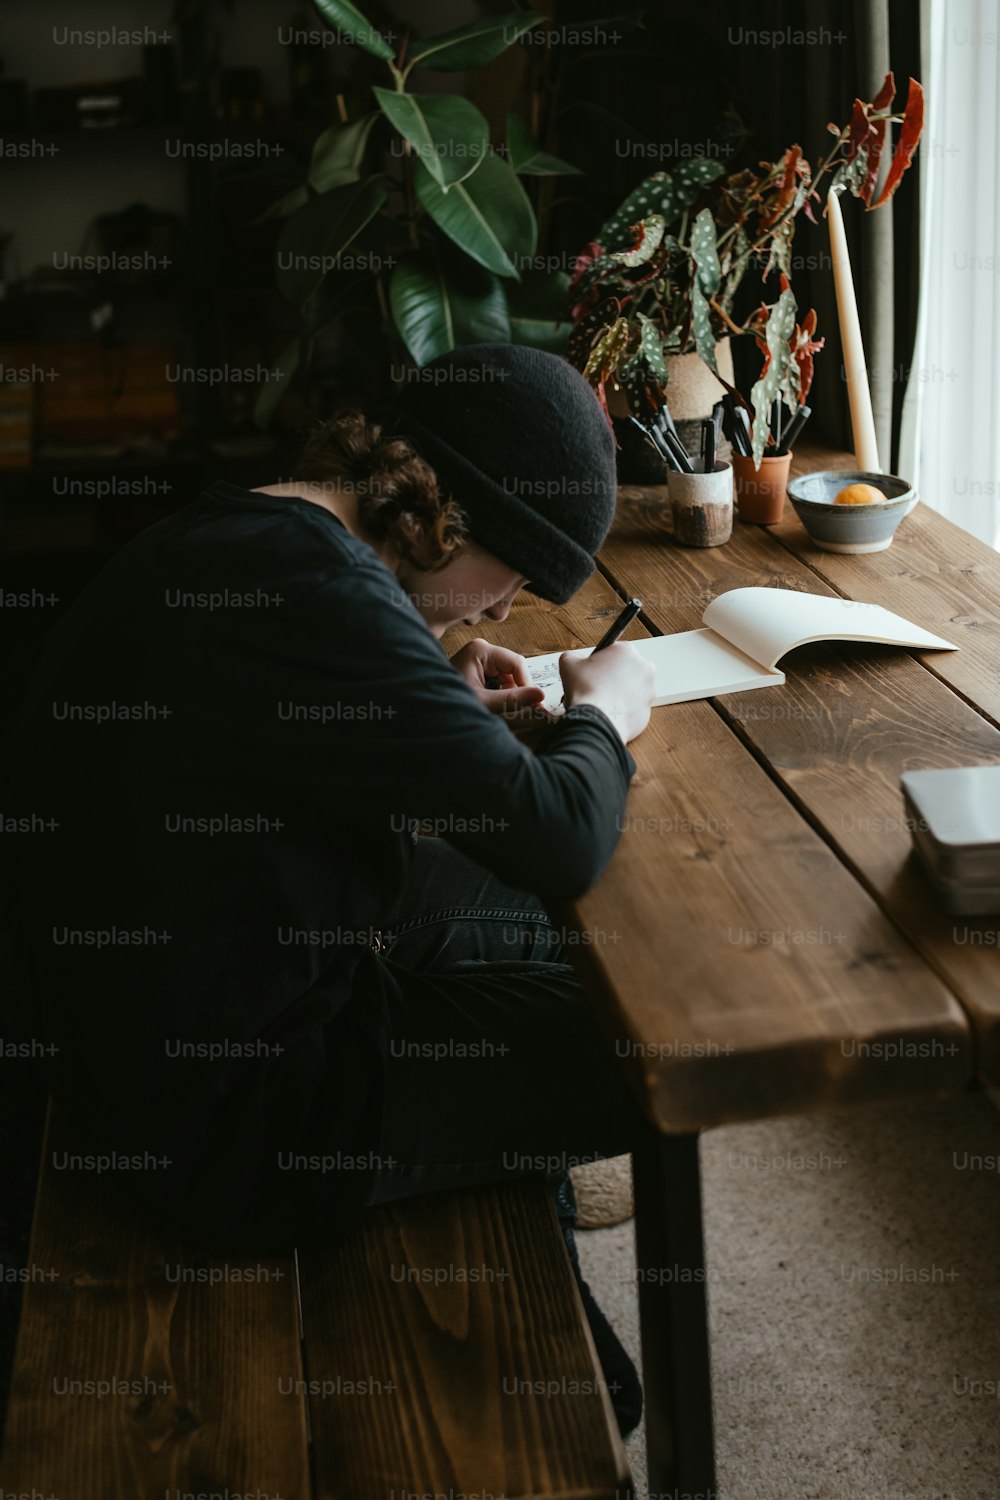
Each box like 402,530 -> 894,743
704,587 -> 958,670
526,629 -> 784,714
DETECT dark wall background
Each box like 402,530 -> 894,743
0,0 -> 922,694
546,0 -> 922,466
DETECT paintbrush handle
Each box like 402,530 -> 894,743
663,428 -> 695,474
628,415 -> 682,472
781,403 -> 812,452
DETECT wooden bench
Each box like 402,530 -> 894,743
0,1105 -> 630,1499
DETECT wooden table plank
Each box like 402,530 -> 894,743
1,1106 -> 310,1499
753,444 -> 1000,728
775,511 -> 1000,728
299,1182 -> 629,1500
444,572 -> 971,1132
596,481 -> 1000,1088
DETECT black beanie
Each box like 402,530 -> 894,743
385,344 -> 617,604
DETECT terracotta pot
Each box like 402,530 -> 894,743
732,451 -> 793,524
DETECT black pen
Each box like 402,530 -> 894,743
711,400 -> 724,461
591,598 -> 642,653
663,428 -> 695,474
780,403 -> 811,453
484,599 -> 642,693
722,395 -> 752,457
735,402 -> 754,453
654,400 -> 684,450
702,417 -> 716,473
629,415 -> 683,473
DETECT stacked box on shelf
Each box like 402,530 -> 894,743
0,381 -> 33,468
4,341 -> 183,446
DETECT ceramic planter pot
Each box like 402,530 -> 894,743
661,339 -> 734,420
669,462 -> 734,547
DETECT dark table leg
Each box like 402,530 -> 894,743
633,1123 -> 716,1498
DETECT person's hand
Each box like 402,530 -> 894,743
559,643 -> 655,743
450,639 -> 545,715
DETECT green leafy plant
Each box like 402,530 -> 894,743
255,0 -> 582,426
567,73 -> 924,465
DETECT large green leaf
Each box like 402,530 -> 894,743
506,112 -> 582,176
254,184 -> 309,224
504,270 -> 573,352
390,250 -> 510,364
406,11 -> 544,72
309,113 -> 379,192
302,267 -> 379,340
312,0 -> 395,60
415,152 -> 536,278
372,88 -> 489,190
254,337 -> 301,429
276,176 -> 387,308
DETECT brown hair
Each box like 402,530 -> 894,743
295,409 -> 467,572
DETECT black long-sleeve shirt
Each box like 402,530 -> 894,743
1,482 -> 635,1244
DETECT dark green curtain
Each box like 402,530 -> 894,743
720,0 -> 926,470
551,0 -> 927,470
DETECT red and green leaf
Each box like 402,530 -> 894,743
760,144 -> 802,229
789,308 -> 824,405
611,215 -> 666,268
582,315 -> 631,386
569,240 -> 604,291
846,98 -> 878,165
566,297 -> 618,362
871,71 -> 897,112
874,77 -> 924,207
859,71 -> 896,203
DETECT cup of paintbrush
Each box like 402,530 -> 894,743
670,456 -> 733,547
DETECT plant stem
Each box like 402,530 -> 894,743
713,109 -> 906,263
401,142 -> 420,250
374,270 -> 390,325
708,298 -> 745,336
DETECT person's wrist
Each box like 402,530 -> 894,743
564,696 -> 628,743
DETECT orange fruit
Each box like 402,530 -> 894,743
834,482 -> 885,506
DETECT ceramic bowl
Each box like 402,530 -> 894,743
786,470 -> 917,553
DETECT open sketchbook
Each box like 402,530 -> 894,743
526,587 -> 958,714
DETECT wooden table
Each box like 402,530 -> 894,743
447,445 -> 1000,1496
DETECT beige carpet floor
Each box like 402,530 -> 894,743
576,1090 -> 1000,1500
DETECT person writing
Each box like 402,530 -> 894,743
2,344 -> 655,1431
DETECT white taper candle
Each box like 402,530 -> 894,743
827,186 -> 881,472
